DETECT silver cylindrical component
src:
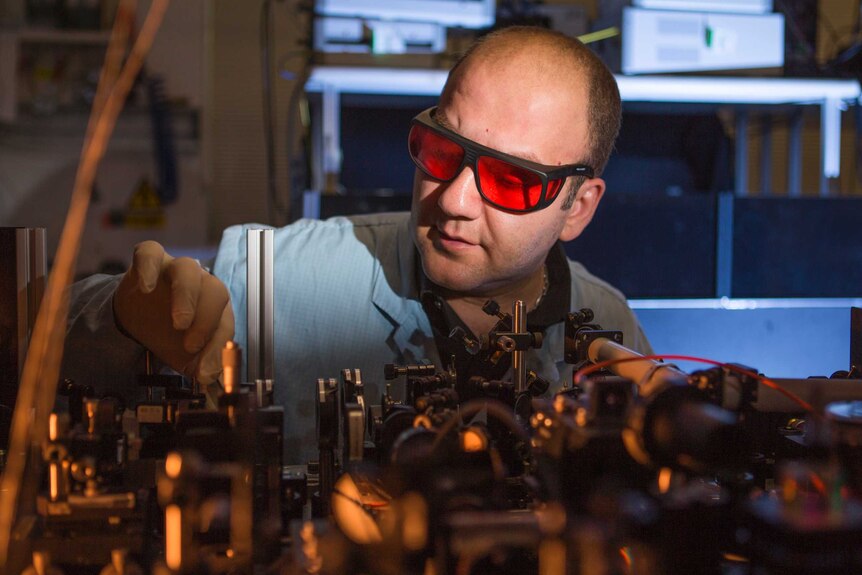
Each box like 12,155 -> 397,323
587,337 -> 688,398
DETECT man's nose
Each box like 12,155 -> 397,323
437,166 -> 483,219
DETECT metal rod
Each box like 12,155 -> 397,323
513,299 -> 527,394
15,228 -> 29,384
262,229 -> 274,381
247,230 -> 261,383
247,229 -> 275,384
27,228 -> 46,340
734,111 -> 748,196
714,192 -> 733,298
759,114 -> 772,195
788,111 -> 803,197
821,97 -> 841,196
851,307 -> 861,374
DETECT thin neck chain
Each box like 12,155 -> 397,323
534,264 -> 549,309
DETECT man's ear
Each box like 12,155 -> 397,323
559,177 -> 605,242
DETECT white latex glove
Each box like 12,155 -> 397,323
113,240 -> 234,385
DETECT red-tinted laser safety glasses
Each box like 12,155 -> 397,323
408,107 -> 594,213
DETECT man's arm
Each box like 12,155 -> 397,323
62,241 -> 234,398
62,274 -> 147,400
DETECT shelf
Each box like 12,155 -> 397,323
0,28 -> 113,123
0,107 -> 201,150
16,27 -> 111,45
305,66 -> 862,195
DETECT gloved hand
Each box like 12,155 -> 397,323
113,240 -> 234,385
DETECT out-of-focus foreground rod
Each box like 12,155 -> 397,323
0,1 -> 170,567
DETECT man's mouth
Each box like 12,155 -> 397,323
434,227 -> 476,250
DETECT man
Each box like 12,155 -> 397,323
63,26 -> 651,464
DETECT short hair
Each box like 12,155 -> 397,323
442,26 -> 622,207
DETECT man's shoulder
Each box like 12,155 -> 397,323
566,258 -> 629,305
343,211 -> 411,228
288,212 -> 412,261
564,257 -> 651,352
565,257 -> 634,323
221,211 -> 407,235
217,212 -> 410,254
214,212 -> 415,284
287,211 -> 410,236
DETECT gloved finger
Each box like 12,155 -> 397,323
182,273 -> 230,354
131,241 -> 168,293
195,304 -> 235,385
167,257 -> 205,331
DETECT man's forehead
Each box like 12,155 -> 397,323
452,48 -> 583,103
439,105 -> 589,171
437,43 -> 590,161
433,106 -> 548,165
444,55 -> 587,123
472,37 -> 576,73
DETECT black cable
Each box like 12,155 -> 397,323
260,0 -> 283,225
284,67 -> 312,223
284,2 -> 315,224
260,0 -> 314,225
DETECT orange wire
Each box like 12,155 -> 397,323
574,353 -> 814,413
808,472 -> 828,497
0,1 -> 171,566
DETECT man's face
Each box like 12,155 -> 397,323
410,52 -> 598,297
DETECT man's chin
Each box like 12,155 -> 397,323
417,238 -> 488,289
422,260 -> 480,293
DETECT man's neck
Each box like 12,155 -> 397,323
445,265 -> 547,339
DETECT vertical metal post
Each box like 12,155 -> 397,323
27,228 -> 46,335
851,307 -> 861,374
247,230 -> 261,384
246,229 -> 275,383
821,97 -> 842,196
0,227 -> 45,411
788,111 -> 803,198
262,230 -> 274,381
759,114 -> 772,196
302,190 -> 321,220
715,193 -> 734,298
513,300 -> 527,394
322,85 -> 341,194
734,111 -> 749,196
14,229 -> 29,381
309,95 -> 324,193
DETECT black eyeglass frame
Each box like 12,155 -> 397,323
408,106 -> 595,213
